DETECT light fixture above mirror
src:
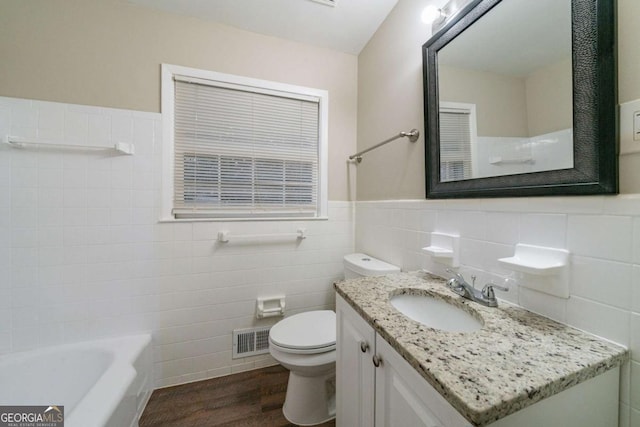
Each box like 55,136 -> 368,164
423,0 -> 475,33
421,5 -> 445,24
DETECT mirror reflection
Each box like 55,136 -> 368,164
437,0 -> 572,182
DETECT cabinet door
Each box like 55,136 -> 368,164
374,335 -> 470,427
336,295 -> 376,427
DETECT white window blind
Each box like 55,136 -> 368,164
172,76 -> 320,218
439,108 -> 472,182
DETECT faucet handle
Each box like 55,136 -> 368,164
446,268 -> 465,282
481,283 -> 509,299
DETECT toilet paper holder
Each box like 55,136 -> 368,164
256,296 -> 286,319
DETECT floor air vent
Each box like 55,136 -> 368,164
232,326 -> 271,359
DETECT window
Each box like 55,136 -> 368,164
439,102 -> 477,182
161,64 -> 328,220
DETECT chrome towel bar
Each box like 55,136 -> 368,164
348,129 -> 419,163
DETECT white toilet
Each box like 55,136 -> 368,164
268,253 -> 400,426
343,252 -> 401,279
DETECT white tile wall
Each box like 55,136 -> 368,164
3,94 -> 636,420
0,96 -> 354,388
356,198 -> 640,425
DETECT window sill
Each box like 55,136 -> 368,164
158,216 -> 329,223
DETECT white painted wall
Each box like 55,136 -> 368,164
357,0 -> 640,198
0,96 -> 354,388
0,0 -> 358,202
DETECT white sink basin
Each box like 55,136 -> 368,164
390,293 -> 483,333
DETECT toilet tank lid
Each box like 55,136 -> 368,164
343,253 -> 400,276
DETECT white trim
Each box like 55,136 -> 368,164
164,64 -> 328,103
161,64 -> 176,221
318,88 -> 329,218
158,217 -> 329,223
173,75 -> 320,103
161,63 -> 329,221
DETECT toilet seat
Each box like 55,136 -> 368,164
269,310 -> 337,425
269,310 -> 336,354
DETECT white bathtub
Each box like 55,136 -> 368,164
0,334 -> 153,427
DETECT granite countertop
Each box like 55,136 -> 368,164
334,272 -> 628,426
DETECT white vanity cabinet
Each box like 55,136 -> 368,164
336,294 -> 621,427
336,295 -> 469,427
336,294 -> 376,427
374,335 -> 471,427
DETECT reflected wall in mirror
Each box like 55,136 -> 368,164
438,0 -> 572,182
423,0 -> 617,198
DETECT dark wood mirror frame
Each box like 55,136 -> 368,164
423,0 -> 617,199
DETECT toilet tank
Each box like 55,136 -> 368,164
343,253 -> 400,279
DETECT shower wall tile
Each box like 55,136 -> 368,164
632,362 -> 640,411
571,257 -> 633,310
566,296 -> 631,346
631,407 -> 640,427
631,313 -> 640,363
634,266 -> 640,314
0,96 -> 354,388
519,213 -> 567,248
485,212 -> 519,245
568,215 -> 634,262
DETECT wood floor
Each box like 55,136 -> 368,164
140,365 -> 336,427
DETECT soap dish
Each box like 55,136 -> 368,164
422,232 -> 460,267
422,246 -> 453,257
498,244 -> 569,276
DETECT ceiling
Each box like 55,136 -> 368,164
127,0 -> 399,55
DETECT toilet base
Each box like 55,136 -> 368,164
282,369 -> 336,426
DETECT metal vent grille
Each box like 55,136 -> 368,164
232,326 -> 271,359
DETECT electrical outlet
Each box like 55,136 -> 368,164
620,99 -> 640,154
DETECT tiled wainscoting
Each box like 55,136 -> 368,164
356,199 -> 640,426
0,96 -> 354,388
1,94 -> 638,425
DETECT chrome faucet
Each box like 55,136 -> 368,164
446,269 -> 508,307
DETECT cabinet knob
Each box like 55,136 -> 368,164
360,341 -> 369,353
372,354 -> 382,367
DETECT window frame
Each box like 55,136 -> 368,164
439,101 -> 478,181
161,64 -> 329,221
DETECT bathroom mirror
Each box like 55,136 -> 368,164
422,0 -> 617,198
